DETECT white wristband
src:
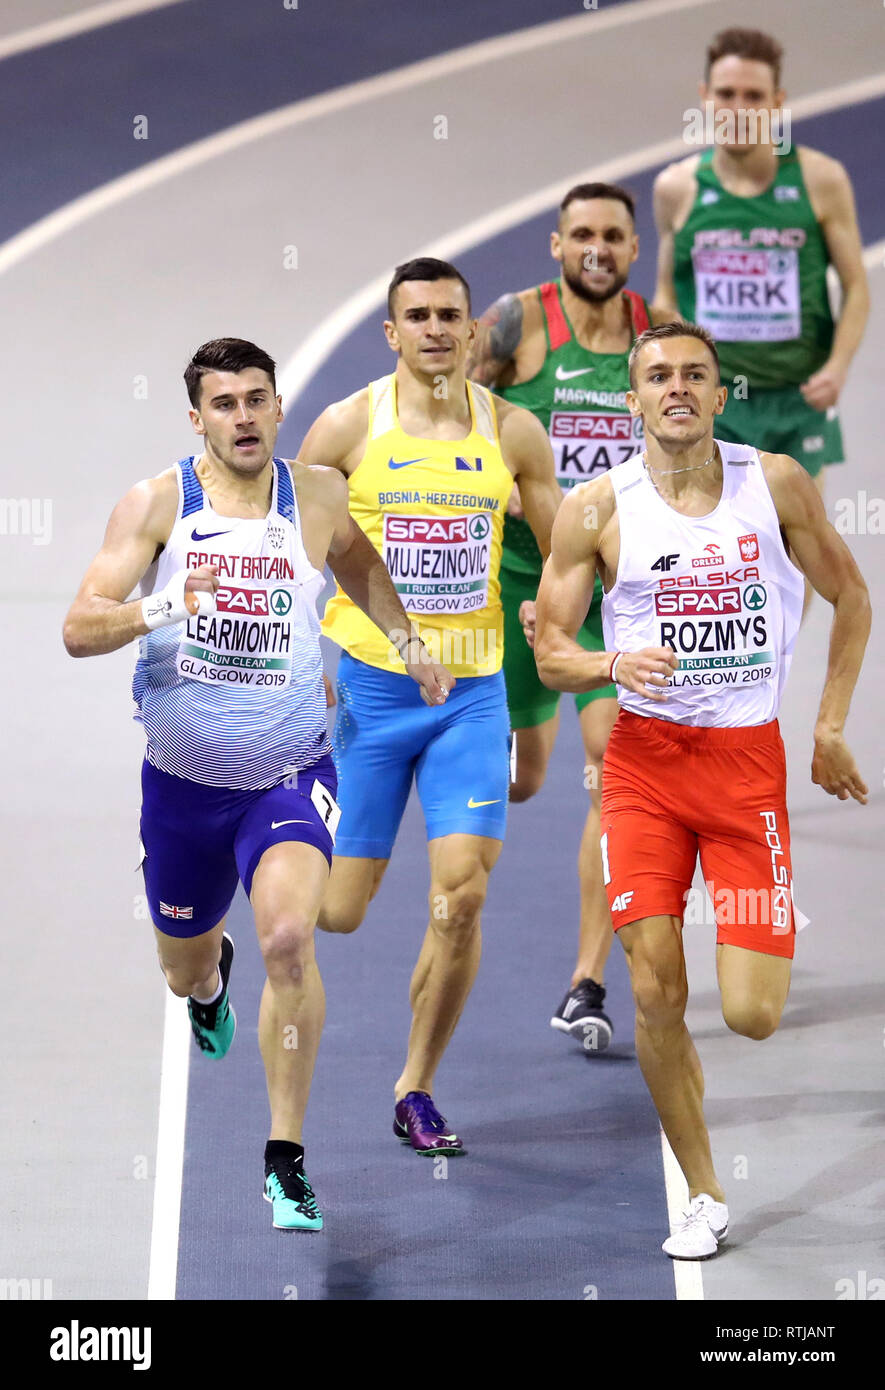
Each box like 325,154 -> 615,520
610,653 -> 623,685
141,569 -> 216,630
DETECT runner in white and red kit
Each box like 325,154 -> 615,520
534,322 -> 870,1259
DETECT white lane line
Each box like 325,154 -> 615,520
147,988 -> 191,1301
0,0 -> 188,61
136,235 -> 885,1304
278,73 -> 885,408
276,140 -> 885,1317
862,239 -> 885,270
277,135 -> 687,406
0,0 -> 727,278
660,1129 -> 705,1299
128,45 -> 882,1304
4,3 -> 882,285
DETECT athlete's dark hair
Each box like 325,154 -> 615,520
387,257 -> 472,318
559,182 -> 635,226
628,322 -> 721,390
184,338 -> 277,408
705,27 -> 783,88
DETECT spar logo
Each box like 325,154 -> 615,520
655,587 -> 741,616
550,412 -> 641,442
386,515 -> 488,543
216,585 -> 269,616
694,250 -> 770,277
215,586 -> 293,617
769,251 -> 794,275
744,583 -> 767,610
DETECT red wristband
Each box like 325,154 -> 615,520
608,651 -> 621,682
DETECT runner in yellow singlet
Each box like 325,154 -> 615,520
297,258 -> 561,1155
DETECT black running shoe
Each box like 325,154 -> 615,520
187,932 -> 236,1059
550,977 -> 613,1052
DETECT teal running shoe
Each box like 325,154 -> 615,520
187,932 -> 236,1059
263,1158 -> 323,1231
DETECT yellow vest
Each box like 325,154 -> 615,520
322,372 -> 513,676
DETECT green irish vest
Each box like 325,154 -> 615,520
673,148 -> 834,389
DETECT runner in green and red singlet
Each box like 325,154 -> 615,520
468,183 -> 674,1050
653,27 -> 869,494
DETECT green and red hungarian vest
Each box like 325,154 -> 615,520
497,281 -> 649,575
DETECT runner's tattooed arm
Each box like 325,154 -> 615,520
763,452 -> 871,802
62,471 -> 218,657
534,477 -> 675,698
467,293 -> 524,387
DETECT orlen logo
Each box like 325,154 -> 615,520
550,413 -> 640,441
216,586 -> 269,615
692,543 -> 724,569
386,516 -> 468,543
655,587 -> 741,615
738,533 -> 759,561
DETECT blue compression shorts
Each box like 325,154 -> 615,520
139,753 -> 339,937
332,652 -> 511,858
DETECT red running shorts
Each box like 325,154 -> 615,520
600,709 -> 795,958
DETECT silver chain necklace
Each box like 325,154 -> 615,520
643,448 -> 718,482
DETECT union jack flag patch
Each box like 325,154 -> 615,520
160,902 -> 193,920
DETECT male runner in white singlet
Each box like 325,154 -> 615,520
63,338 -> 450,1231
534,322 -> 870,1258
468,181 -> 672,1052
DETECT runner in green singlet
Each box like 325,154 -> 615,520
653,26 -> 869,492
468,183 -> 674,1049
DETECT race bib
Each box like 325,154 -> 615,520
176,582 -> 293,689
310,779 -> 341,841
549,411 -> 643,487
383,513 -> 492,615
655,574 -> 776,688
693,247 -> 801,342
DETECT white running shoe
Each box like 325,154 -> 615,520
662,1194 -> 729,1260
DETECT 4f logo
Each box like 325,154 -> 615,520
651,553 -> 680,572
